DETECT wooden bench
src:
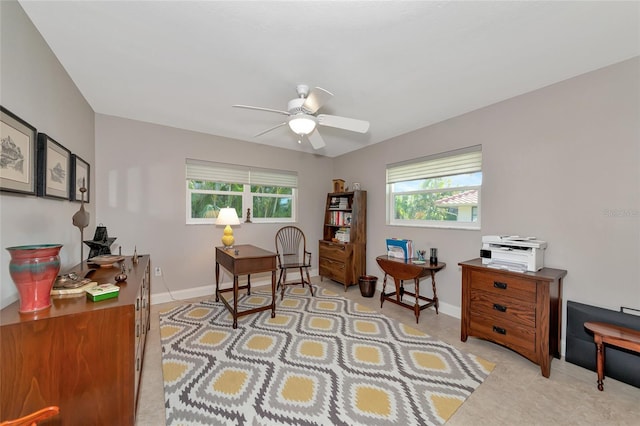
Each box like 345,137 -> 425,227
584,321 -> 640,391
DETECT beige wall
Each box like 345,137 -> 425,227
95,115 -> 333,302
0,1 -> 95,308
334,57 -> 640,320
2,0 -> 638,333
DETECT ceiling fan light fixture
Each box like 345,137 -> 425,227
288,115 -> 317,135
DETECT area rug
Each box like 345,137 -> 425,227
160,286 -> 495,425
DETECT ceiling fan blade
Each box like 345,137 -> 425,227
254,122 -> 287,137
233,104 -> 290,116
302,87 -> 333,114
317,114 -> 370,133
307,130 -> 326,150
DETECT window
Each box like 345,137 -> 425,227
386,145 -> 482,229
186,160 -> 298,224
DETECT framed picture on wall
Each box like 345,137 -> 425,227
71,154 -> 90,203
0,106 -> 38,195
37,133 -> 71,200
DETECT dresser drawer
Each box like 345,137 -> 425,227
470,289 -> 536,328
319,241 -> 353,262
469,310 -> 536,353
319,257 -> 348,283
470,269 -> 536,302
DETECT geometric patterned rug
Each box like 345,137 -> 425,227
160,286 -> 495,425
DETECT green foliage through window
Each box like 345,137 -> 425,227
187,180 -> 295,223
387,147 -> 482,229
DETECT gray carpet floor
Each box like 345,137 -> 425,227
135,278 -> 640,425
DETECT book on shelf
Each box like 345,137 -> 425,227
329,196 -> 349,210
386,238 -> 413,261
334,227 -> 350,243
86,283 -> 120,302
328,211 -> 353,226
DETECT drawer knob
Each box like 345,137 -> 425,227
493,303 -> 507,313
492,325 -> 507,335
493,281 -> 508,290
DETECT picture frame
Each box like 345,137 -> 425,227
71,154 -> 90,203
0,106 -> 38,195
37,133 -> 71,200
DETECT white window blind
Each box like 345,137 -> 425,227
386,145 -> 482,184
250,168 -> 297,187
186,159 -> 297,187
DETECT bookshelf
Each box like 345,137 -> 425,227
319,190 -> 367,290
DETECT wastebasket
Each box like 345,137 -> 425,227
358,275 -> 378,297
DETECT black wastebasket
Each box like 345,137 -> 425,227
358,275 -> 378,297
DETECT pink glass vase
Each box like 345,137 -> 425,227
6,244 -> 63,313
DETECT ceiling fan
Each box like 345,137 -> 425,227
233,84 -> 370,150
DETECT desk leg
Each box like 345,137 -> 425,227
232,275 -> 239,329
215,262 -> 220,302
247,274 -> 251,295
271,269 -> 276,318
380,274 -> 388,308
431,270 -> 439,314
414,278 -> 420,324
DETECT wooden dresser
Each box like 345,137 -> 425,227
0,255 -> 151,425
459,258 -> 567,377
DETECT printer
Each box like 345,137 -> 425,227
480,235 -> 547,272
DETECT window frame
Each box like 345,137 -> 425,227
386,146 -> 482,230
186,160 -> 298,225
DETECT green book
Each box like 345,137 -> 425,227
86,283 -> 120,302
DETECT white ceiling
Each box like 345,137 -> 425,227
19,1 -> 640,157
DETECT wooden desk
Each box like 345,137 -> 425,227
215,245 -> 277,328
376,255 -> 446,323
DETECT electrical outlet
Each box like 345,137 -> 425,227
154,267 -> 162,276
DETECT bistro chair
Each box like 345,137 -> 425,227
275,226 -> 314,299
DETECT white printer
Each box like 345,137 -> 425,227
480,235 -> 547,272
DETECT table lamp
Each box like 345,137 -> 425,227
216,207 -> 240,249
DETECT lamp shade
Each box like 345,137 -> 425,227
216,208 -> 240,225
288,115 -> 317,135
216,207 -> 240,248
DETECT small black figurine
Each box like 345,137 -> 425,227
84,224 -> 117,259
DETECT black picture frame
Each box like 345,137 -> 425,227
0,106 -> 38,195
71,154 -> 90,203
37,133 -> 71,200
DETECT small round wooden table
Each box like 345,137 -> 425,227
376,255 -> 446,323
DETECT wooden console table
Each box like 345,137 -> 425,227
459,258 -> 567,378
376,255 -> 446,323
215,245 -> 277,328
0,255 -> 151,425
584,321 -> 640,391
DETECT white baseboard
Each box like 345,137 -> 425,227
152,271 -> 462,322
151,268 -> 318,305
436,300 -> 461,319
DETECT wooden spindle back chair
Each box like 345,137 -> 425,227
275,226 -> 314,299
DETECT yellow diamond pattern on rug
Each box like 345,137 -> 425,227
355,385 -> 391,416
160,286 -> 495,425
213,369 -> 248,395
281,374 -> 315,402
